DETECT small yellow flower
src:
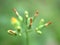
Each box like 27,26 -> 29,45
11,17 -> 20,28
11,17 -> 17,24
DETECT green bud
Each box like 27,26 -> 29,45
16,26 -> 22,36
36,30 -> 42,34
36,28 -> 39,30
39,19 -> 45,25
19,33 -> 22,36
25,11 -> 28,15
16,26 -> 21,32
25,11 -> 29,19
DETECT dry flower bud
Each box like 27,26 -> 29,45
30,17 -> 32,26
13,8 -> 19,16
45,22 -> 52,26
8,30 -> 17,35
13,8 -> 23,21
35,10 -> 39,17
28,17 -> 33,29
13,8 -> 16,12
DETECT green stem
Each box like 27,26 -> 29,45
25,30 -> 29,45
25,16 -> 29,45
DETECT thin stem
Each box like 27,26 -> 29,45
25,30 -> 29,45
25,16 -> 29,45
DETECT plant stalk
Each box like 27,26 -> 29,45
25,30 -> 29,45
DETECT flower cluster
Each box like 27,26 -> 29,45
8,8 -> 51,36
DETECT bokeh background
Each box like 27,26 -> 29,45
0,0 -> 60,45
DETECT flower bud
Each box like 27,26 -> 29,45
40,19 -> 45,23
39,19 -> 45,25
24,11 -> 29,25
16,26 -> 22,36
28,17 -> 32,29
35,29 -> 42,34
36,30 -> 42,34
30,17 -> 32,26
11,17 -> 18,24
36,28 -> 39,30
16,26 -> 21,33
13,8 -> 19,16
45,22 -> 51,26
33,10 -> 39,21
26,15 -> 28,18
13,8 -> 23,21
19,33 -> 22,36
25,11 -> 28,15
8,30 -> 17,35
25,11 -> 28,19
35,10 -> 39,17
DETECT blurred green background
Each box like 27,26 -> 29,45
0,0 -> 60,45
